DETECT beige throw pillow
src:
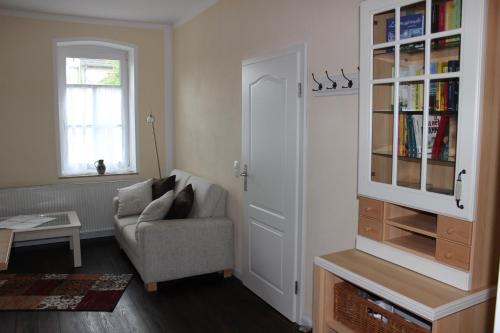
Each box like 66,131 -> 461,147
135,190 -> 175,240
117,179 -> 154,217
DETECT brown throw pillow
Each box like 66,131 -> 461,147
165,184 -> 194,219
152,175 -> 176,200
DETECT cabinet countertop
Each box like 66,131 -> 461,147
314,249 -> 496,321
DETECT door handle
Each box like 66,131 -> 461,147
241,164 -> 248,191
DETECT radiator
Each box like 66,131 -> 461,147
0,180 -> 137,236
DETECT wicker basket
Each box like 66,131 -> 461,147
333,282 -> 431,333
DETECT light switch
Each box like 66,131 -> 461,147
233,160 -> 240,177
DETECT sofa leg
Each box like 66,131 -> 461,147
144,282 -> 158,292
223,269 -> 233,278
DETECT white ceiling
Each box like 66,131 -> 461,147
0,0 -> 218,26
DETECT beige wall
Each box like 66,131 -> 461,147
173,0 -> 360,320
0,15 -> 166,187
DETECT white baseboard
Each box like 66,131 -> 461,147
13,229 -> 115,248
300,315 -> 312,328
233,268 -> 243,279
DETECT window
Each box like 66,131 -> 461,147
56,41 -> 136,176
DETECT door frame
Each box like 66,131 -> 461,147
241,43 -> 307,323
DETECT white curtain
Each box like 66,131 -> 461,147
61,86 -> 127,175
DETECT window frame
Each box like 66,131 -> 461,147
54,39 -> 137,177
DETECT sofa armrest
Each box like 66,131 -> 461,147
113,196 -> 119,215
136,217 -> 234,282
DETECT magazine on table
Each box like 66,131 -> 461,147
0,215 -> 55,230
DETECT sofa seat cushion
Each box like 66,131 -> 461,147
114,215 -> 139,231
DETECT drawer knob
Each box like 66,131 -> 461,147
364,227 -> 372,232
446,227 -> 455,235
445,252 -> 454,259
364,207 -> 373,212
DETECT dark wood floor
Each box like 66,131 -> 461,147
1,237 -> 301,333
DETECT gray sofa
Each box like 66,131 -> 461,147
113,169 -> 234,291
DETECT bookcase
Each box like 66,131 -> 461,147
359,0 -> 485,222
312,0 -> 498,331
356,0 -> 498,291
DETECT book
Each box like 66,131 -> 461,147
430,81 -> 437,111
455,0 -> 462,28
448,79 -> 459,112
407,115 -> 415,157
448,60 -> 460,72
428,116 -> 440,158
432,0 -> 462,33
387,14 -> 424,41
438,3 -> 446,33
412,115 -> 423,158
443,81 -> 449,111
432,115 -> 449,159
448,116 -> 457,158
430,62 -> 438,75
431,3 -> 440,32
446,1 -> 454,30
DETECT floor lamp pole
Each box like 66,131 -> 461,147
147,113 -> 162,179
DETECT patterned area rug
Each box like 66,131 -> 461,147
0,273 -> 132,311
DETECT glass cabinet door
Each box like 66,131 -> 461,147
370,0 -> 462,196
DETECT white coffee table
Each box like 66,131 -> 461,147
7,211 -> 82,267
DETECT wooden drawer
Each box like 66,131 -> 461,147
437,216 -> 472,245
436,239 -> 471,270
359,197 -> 384,221
358,216 -> 382,241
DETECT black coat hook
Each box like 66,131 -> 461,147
325,70 -> 337,90
312,73 -> 323,91
341,68 -> 353,88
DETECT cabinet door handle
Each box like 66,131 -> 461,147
445,252 -> 454,259
363,226 -> 372,232
446,227 -> 455,235
455,169 -> 466,209
364,207 -> 373,212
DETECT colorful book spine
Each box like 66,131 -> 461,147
430,81 -> 436,111
445,2 -> 454,30
413,115 -> 423,158
428,116 -> 440,158
431,3 -> 440,32
455,0 -> 462,28
448,116 -> 457,159
432,115 -> 449,160
438,3 -> 446,33
432,0 -> 462,33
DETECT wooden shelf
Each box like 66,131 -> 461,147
372,151 -> 456,167
386,214 -> 437,238
385,234 -> 436,259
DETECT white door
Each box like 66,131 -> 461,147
241,46 -> 304,322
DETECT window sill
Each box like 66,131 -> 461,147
59,172 -> 139,179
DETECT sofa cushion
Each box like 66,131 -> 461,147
152,175 -> 176,200
136,190 -> 175,240
114,215 -> 139,231
188,175 -> 225,218
169,169 -> 192,195
117,179 -> 153,217
139,190 -> 175,223
166,184 -> 194,219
